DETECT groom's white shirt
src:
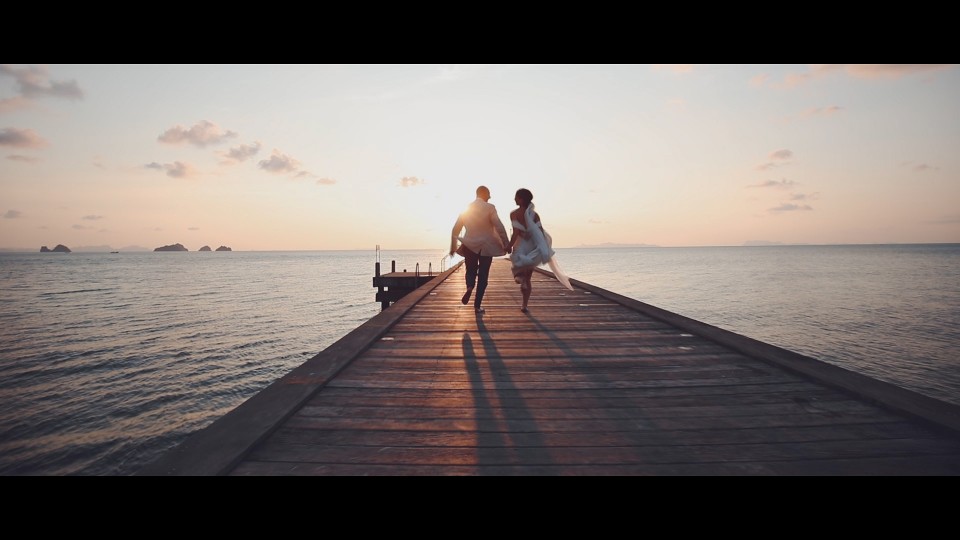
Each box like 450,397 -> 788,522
452,198 -> 510,257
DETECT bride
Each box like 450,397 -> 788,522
508,189 -> 573,313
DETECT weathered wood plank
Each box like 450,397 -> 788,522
357,347 -> 738,360
265,422 -> 936,448
323,374 -> 804,390
230,455 -> 960,476
245,438 -> 960,466
337,357 -> 774,372
307,381 -> 829,397
293,400 -> 881,421
367,335 -> 715,344
280,408 -> 903,432
332,366 -> 781,383
304,387 -> 846,409
343,353 -> 760,369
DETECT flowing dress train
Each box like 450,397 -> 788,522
509,203 -> 573,290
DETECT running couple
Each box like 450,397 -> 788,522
449,185 -> 572,314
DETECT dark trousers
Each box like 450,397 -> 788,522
462,247 -> 492,307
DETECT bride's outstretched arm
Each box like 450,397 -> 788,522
508,226 -> 520,250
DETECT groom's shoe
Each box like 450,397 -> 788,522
461,288 -> 473,305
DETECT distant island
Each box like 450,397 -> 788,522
40,244 -> 72,253
154,243 -> 188,252
574,242 -> 660,248
153,243 -> 231,252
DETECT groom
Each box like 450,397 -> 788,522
450,185 -> 511,313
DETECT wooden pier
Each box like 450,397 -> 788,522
372,255 -> 439,310
373,271 -> 437,310
141,259 -> 960,475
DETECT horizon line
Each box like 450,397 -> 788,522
2,241 -> 959,253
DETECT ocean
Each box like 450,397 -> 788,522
1,245 -> 958,475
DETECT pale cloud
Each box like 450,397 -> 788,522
4,210 -> 22,219
221,141 -> 261,164
814,64 -> 955,79
158,120 -> 237,148
901,161 -> 940,172
399,176 -> 425,188
781,73 -> 813,88
790,192 -> 820,201
652,64 -> 694,74
749,74 -> 769,87
188,227 -> 200,231
749,179 -> 798,189
0,96 -> 34,114
7,154 -> 41,163
165,162 -> 193,178
769,203 -> 813,213
588,219 -> 604,224
755,149 -> 793,170
145,161 -> 195,178
755,163 -> 779,171
72,224 -> 91,230
0,127 -> 48,148
0,64 -> 84,100
258,150 -> 300,174
255,165 -> 333,185
803,106 -> 843,117
768,64 -> 956,88
82,215 -> 105,221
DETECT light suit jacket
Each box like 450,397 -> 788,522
451,198 -> 510,257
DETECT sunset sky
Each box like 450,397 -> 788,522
2,64 -> 958,251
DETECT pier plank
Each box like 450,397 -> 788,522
231,455 -> 960,476
264,422 -> 936,448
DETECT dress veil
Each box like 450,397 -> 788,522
518,203 -> 573,290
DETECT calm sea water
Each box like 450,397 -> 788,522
1,245 -> 958,475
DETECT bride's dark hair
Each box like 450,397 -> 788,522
516,188 -> 533,206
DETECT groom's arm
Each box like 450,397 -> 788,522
450,215 -> 464,256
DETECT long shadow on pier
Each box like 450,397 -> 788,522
461,314 -> 556,474
522,310 -> 665,457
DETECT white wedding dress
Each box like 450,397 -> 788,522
509,203 -> 573,290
